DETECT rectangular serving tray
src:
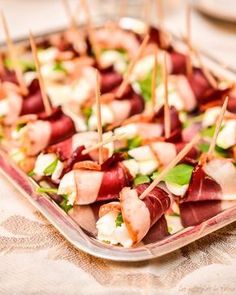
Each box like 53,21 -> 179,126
1,17 -> 236,262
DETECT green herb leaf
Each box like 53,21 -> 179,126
28,170 -> 35,177
199,143 -> 210,153
199,143 -> 229,158
60,199 -> 73,213
164,164 -> 194,186
36,187 -> 58,194
201,126 -> 216,138
16,123 -> 26,132
127,136 -> 142,150
115,213 -> 123,227
82,106 -> 93,123
4,58 -> 35,72
43,159 -> 58,176
53,62 -> 67,73
134,174 -> 150,186
152,164 -> 194,186
138,72 -> 152,102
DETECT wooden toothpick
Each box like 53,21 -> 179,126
119,0 -> 128,19
156,0 -> 165,48
139,133 -> 201,199
95,70 -> 103,165
62,0 -> 77,30
194,49 -> 218,89
82,133 -> 126,155
1,11 -> 28,95
116,34 -> 150,98
80,0 -> 101,62
151,47 -> 158,112
185,4 -> 193,77
29,31 -> 52,116
163,52 -> 171,138
207,96 -> 228,156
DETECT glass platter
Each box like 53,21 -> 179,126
0,17 -> 236,262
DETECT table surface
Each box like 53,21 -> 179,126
1,1 -> 236,294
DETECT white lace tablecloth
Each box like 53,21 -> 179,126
1,176 -> 236,295
1,1 -> 236,294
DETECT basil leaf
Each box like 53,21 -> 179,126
43,159 -> 58,176
199,143 -> 210,153
134,175 -> 150,186
164,164 -> 194,186
60,199 -> 73,213
53,62 -> 67,73
201,126 -> 216,138
152,164 -> 194,186
138,73 -> 152,102
36,187 -> 58,194
115,213 -> 123,227
82,106 -> 93,123
127,136 -> 142,149
199,143 -> 229,158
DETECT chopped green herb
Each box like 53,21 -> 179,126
199,143 -> 229,158
201,125 -> 216,138
115,213 -> 123,227
4,58 -> 35,72
60,199 -> 73,213
53,62 -> 67,73
134,174 -> 150,186
138,72 -> 152,102
43,159 -> 58,176
170,212 -> 180,217
127,136 -> 142,149
36,187 -> 58,194
16,123 -> 26,132
82,106 -> 93,123
168,226 -> 173,233
28,170 -> 35,177
152,164 -> 194,186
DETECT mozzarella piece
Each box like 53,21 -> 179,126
0,99 -> 9,117
128,146 -> 155,161
165,215 -> 183,234
202,107 -> 221,128
96,211 -> 133,248
216,120 -> 236,149
122,159 -> 139,177
88,105 -> 114,130
38,47 -> 58,64
34,153 -> 57,177
138,160 -> 158,175
41,64 -> 66,81
165,182 -> 188,196
114,123 -> 138,139
100,50 -> 127,73
58,170 -> 76,205
155,82 -> 184,111
52,160 -> 64,181
46,84 -> 72,106
71,78 -> 94,105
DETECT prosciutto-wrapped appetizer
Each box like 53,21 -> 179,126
87,85 -> 145,130
182,158 -> 236,202
96,183 -> 171,247
202,106 -> 236,150
0,79 -> 44,125
32,131 -> 114,181
11,107 -> 76,156
114,105 -> 182,141
57,153 -> 133,205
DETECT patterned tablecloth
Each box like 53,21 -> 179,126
1,1 -> 236,294
1,176 -> 236,295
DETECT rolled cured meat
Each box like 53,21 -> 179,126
182,158 -> 236,202
15,107 -> 76,156
96,183 -> 170,247
58,153 -> 133,205
1,79 -> 44,125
